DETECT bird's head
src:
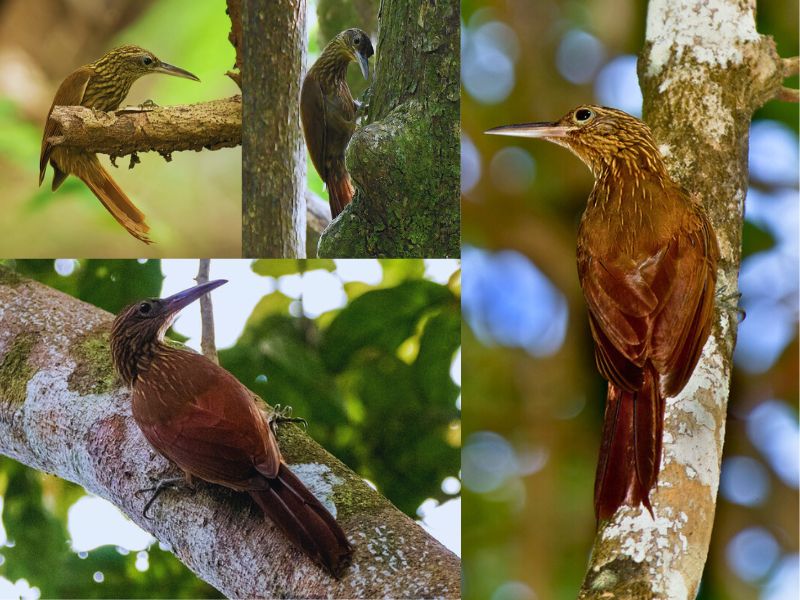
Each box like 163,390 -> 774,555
332,28 -> 374,79
110,279 -> 226,384
97,45 -> 200,84
486,105 -> 664,176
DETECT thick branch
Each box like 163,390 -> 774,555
579,1 -> 784,597
46,96 -> 242,158
0,269 -> 460,598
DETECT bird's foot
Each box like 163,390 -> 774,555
269,404 -> 308,434
716,286 -> 746,322
117,99 -> 158,114
135,475 -> 190,519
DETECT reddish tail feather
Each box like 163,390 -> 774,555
594,363 -> 665,521
248,464 -> 353,578
326,170 -> 355,219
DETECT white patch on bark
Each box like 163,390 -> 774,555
645,0 -> 760,76
289,462 -> 343,517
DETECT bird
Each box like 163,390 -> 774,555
300,28 -> 374,218
40,45 -> 200,244
110,279 -> 353,576
487,105 -> 719,521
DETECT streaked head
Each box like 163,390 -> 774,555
486,105 -> 663,175
96,45 -> 200,82
334,28 -> 375,79
110,279 -> 227,384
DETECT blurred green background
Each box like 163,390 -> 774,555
0,0 -> 241,257
461,1 -> 798,599
0,258 -> 461,597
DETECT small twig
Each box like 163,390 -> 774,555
305,189 -> 332,234
782,56 -> 799,77
775,56 -> 799,102
195,260 -> 219,365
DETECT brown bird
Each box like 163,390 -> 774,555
301,28 -> 374,218
40,45 -> 199,244
487,106 -> 719,520
110,280 -> 353,576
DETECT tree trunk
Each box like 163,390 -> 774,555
0,268 -> 461,598
579,1 -> 788,598
242,0 -> 307,258
317,0 -> 460,258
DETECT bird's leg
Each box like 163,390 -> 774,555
715,285 -> 746,322
268,404 -> 308,435
135,472 -> 195,519
117,99 -> 158,114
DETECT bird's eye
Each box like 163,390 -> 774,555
575,108 -> 594,122
142,56 -> 153,66
138,302 -> 152,315
353,36 -> 361,45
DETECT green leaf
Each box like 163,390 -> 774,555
414,307 -> 461,410
251,259 -> 336,278
320,280 -> 454,372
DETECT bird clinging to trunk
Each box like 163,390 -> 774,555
301,28 -> 374,218
40,45 -> 200,244
110,280 -> 353,577
487,106 -> 719,521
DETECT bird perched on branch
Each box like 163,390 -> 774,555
487,106 -> 719,521
40,45 -> 199,244
301,28 -> 374,218
110,280 -> 353,576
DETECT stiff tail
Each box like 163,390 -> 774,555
76,156 -> 152,244
249,463 -> 353,577
326,169 -> 355,219
594,364 -> 664,521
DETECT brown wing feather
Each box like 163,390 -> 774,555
300,76 -> 328,181
39,66 -> 93,185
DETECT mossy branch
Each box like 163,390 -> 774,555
0,268 -> 460,598
45,96 -> 241,160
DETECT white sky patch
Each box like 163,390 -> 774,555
333,259 -> 383,284
417,497 -> 461,556
67,496 -> 153,553
0,577 -> 39,600
424,259 -> 460,284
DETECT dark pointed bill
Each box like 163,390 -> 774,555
356,52 -> 370,79
163,279 -> 227,315
155,62 -> 201,82
485,122 -> 569,138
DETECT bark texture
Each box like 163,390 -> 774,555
226,0 -> 243,88
0,269 -> 461,598
46,97 -> 242,158
242,0 -> 307,258
579,2 -> 787,598
317,0 -> 460,258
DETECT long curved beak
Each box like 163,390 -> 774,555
485,122 -> 569,138
356,52 -> 370,79
162,279 -> 227,316
154,61 -> 200,82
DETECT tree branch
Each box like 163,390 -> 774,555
45,96 -> 242,159
0,268 -> 460,598
226,0 -> 243,88
579,1 -> 785,597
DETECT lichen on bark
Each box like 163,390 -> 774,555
0,333 -> 37,408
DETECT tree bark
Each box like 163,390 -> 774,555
579,1 -> 788,598
45,97 -> 241,159
242,0 -> 307,258
0,268 -> 460,598
317,0 -> 460,258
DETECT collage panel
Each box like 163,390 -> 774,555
242,0 -> 461,259
0,0 -> 242,257
0,258 -> 461,597
461,1 -> 797,599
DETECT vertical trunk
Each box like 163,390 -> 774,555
242,0 -> 307,257
317,0 -> 460,258
579,1 -> 786,597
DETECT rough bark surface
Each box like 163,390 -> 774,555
317,0 -> 460,258
0,270 -> 461,599
226,0 -> 243,88
46,97 -> 242,158
578,2 -> 786,599
242,0 -> 307,258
